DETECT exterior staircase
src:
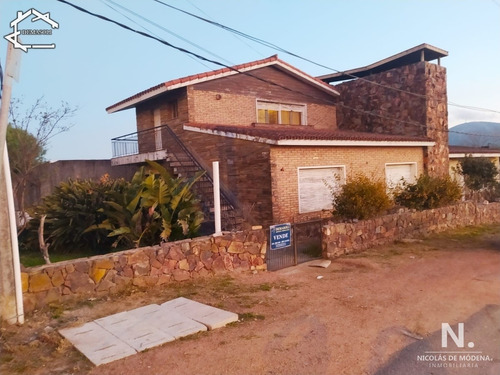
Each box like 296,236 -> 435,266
111,124 -> 246,231
161,125 -> 245,232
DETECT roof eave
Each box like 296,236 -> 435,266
450,152 -> 500,158
107,56 -> 339,113
319,43 -> 448,83
183,124 -> 435,147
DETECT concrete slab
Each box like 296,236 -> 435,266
127,303 -> 207,339
94,307 -> 175,352
161,297 -> 239,330
308,259 -> 332,268
59,321 -> 136,366
60,298 -> 237,366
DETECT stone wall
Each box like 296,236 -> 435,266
335,61 -> 449,177
21,229 -> 267,313
322,201 -> 500,258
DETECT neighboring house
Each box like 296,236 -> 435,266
449,145 -> 500,183
107,45 -> 448,227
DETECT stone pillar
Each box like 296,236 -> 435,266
423,63 -> 449,177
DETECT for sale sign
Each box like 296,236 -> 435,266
270,223 -> 291,250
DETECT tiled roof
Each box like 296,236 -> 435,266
449,145 -> 500,155
184,123 -> 435,145
107,55 -> 339,113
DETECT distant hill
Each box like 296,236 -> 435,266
448,122 -> 500,148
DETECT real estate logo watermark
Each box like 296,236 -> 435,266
4,9 -> 59,52
415,322 -> 493,369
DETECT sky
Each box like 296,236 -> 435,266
1,0 -> 499,160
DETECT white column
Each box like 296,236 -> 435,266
213,161 -> 222,236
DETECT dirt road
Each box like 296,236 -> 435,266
1,225 -> 499,375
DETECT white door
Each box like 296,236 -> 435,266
154,109 -> 162,151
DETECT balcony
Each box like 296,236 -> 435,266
111,125 -> 170,166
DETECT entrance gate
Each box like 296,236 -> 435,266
266,220 -> 324,271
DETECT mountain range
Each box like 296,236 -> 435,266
448,122 -> 500,148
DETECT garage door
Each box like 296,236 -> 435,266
385,163 -> 416,189
298,166 -> 345,213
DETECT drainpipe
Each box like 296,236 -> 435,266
213,161 -> 222,236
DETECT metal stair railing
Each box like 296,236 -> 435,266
162,125 -> 238,214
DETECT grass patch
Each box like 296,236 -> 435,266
431,224 -> 499,241
48,303 -> 65,319
20,249 -> 95,268
238,312 -> 265,322
423,224 -> 500,250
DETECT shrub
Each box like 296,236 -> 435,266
23,161 -> 205,255
332,173 -> 392,220
394,174 -> 461,210
24,175 -> 127,253
455,156 -> 500,202
86,160 -> 204,249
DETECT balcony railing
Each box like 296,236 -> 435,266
111,125 -> 171,158
111,131 -> 139,158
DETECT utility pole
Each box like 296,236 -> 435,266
0,43 -> 24,324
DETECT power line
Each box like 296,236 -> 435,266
102,0 -> 234,69
182,0 -> 266,57
55,0 -> 336,106
153,0 -> 500,116
56,0 -> 500,141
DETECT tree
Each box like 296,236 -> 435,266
458,156 -> 498,191
7,97 -> 77,230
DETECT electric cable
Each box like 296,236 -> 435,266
153,0 -> 500,116
56,0 -> 500,141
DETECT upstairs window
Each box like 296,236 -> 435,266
168,100 -> 178,119
257,101 -> 306,125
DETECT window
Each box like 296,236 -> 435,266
257,101 -> 306,125
168,100 -> 178,119
298,166 -> 345,213
385,163 -> 417,190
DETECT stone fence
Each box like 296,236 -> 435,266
322,201 -> 500,258
21,201 -> 500,312
22,229 -> 267,313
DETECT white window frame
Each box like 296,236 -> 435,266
298,165 -> 346,214
385,162 -> 418,190
256,99 -> 307,125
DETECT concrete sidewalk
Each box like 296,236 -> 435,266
59,297 -> 238,366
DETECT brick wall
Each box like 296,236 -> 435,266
270,146 -> 424,223
177,130 -> 273,226
190,90 -> 255,126
335,61 -> 449,177
191,66 -> 337,128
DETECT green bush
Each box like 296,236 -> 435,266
332,174 -> 392,220
24,176 -> 127,253
23,161 -> 205,255
394,174 -> 462,210
86,160 -> 204,249
458,156 -> 498,191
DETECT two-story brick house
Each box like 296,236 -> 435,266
107,45 -> 446,227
